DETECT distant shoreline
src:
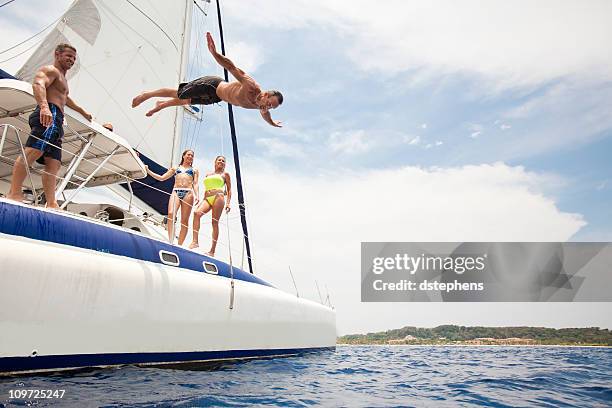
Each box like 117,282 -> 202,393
336,343 -> 611,348
337,325 -> 612,348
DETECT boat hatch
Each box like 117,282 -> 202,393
203,261 -> 219,275
159,250 -> 180,266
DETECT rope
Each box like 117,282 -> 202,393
183,5 -> 209,153
0,36 -> 46,65
124,0 -> 178,51
224,195 -> 235,309
0,0 -> 17,9
0,15 -> 61,56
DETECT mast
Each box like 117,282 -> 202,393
215,0 -> 255,275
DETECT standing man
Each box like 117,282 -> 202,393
132,32 -> 283,127
7,43 -> 91,208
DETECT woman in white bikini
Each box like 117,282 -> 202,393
146,149 -> 199,245
189,155 -> 231,256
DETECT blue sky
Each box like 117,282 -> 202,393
1,0 -> 611,333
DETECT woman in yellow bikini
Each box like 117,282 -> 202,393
189,155 -> 231,256
145,149 -> 199,245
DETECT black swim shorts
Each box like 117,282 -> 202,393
25,103 -> 65,164
177,75 -> 223,105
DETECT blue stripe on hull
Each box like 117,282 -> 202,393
0,347 -> 336,375
0,200 -> 271,287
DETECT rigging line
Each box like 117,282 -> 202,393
138,0 -> 173,39
180,116 -> 189,152
188,111 -> 203,152
134,113 -> 163,163
75,46 -> 139,69
124,0 -> 178,51
214,103 -> 224,156
97,4 -> 167,85
182,112 -> 192,150
0,15 -> 61,55
183,12 -> 207,149
0,36 -> 46,65
193,0 -> 207,16
76,63 -> 148,142
185,9 -> 197,79
184,116 -> 195,150
186,115 -> 197,149
183,8 -> 198,151
190,8 -> 206,79
92,48 -> 141,116
0,0 -> 16,8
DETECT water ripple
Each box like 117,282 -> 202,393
0,346 -> 610,407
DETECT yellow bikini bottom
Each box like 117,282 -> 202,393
204,190 -> 224,206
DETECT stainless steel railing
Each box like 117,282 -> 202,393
0,123 -> 39,205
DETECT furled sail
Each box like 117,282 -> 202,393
16,0 -> 192,169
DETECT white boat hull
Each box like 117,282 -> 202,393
0,201 -> 336,375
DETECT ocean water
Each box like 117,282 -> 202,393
1,345 -> 611,407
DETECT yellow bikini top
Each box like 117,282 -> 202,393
203,173 -> 225,191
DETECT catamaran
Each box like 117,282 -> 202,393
0,0 -> 336,375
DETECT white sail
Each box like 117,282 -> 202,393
16,0 -> 192,168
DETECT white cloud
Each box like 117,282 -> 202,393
226,41 -> 264,74
406,136 -> 441,148
500,124 -> 512,130
255,138 -> 305,159
227,160 -> 585,334
468,123 -> 484,139
500,81 -> 612,158
596,180 -> 607,191
406,135 -> 420,145
226,0 -> 612,90
420,123 -> 427,129
328,130 -> 371,154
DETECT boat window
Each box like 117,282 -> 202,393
203,261 -> 218,275
159,250 -> 179,266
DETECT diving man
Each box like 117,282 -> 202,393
132,32 -> 283,128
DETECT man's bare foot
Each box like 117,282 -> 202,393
132,93 -> 147,108
205,251 -> 215,257
188,242 -> 199,249
45,202 -> 61,210
146,101 -> 164,117
6,193 -> 25,202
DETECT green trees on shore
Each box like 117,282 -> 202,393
338,326 -> 612,346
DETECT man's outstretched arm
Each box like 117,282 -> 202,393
260,109 -> 282,128
206,32 -> 259,88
